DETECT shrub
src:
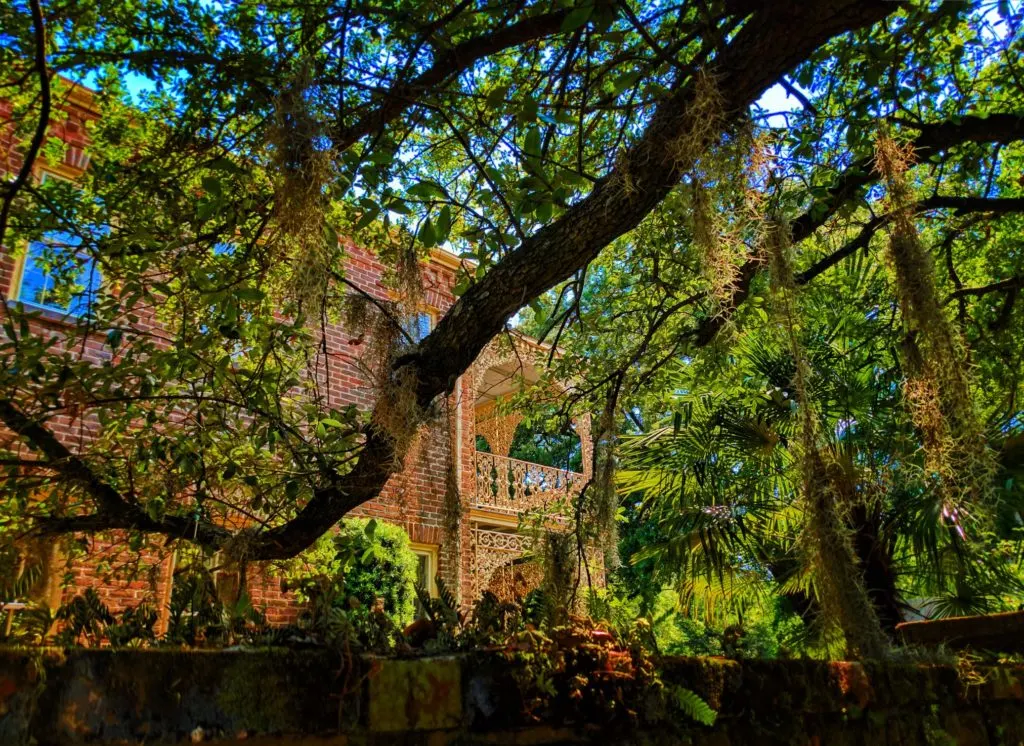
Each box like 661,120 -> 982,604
286,518 -> 419,629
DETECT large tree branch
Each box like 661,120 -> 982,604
692,259 -> 761,347
920,195 -> 1024,215
32,510 -> 232,545
789,114 -> 1024,247
909,113 -> 1024,152
242,0 -> 898,559
794,214 -> 888,286
413,0 -> 895,390
0,399 -> 127,516
28,0 -> 899,559
796,196 -> 1024,288
686,116 -> 1024,347
334,1 -> 772,152
1,398 -> 231,545
947,274 -> 1024,302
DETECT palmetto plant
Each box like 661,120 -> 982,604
618,330 -> 1024,640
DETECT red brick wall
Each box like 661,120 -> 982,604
1,90 -> 94,186
1,89 -> 477,628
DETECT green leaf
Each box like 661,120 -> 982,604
409,180 -> 447,200
673,686 -> 717,726
146,497 -> 165,522
525,126 -> 541,158
561,3 -> 593,31
208,156 -> 244,174
200,175 -> 222,198
323,222 -> 340,246
535,200 -> 553,223
236,287 -> 265,303
435,205 -> 452,243
517,96 -> 539,124
611,71 -> 642,95
419,217 -> 437,248
353,207 -> 379,231
486,85 -> 508,107
528,297 -> 547,323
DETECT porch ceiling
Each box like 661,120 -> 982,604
475,360 -> 544,404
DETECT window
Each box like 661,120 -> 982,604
14,172 -> 101,318
403,311 -> 433,343
16,232 -> 101,317
409,542 -> 438,618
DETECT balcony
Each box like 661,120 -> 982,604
466,333 -> 596,601
472,451 -> 584,516
468,334 -> 591,521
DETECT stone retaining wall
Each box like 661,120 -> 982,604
1,648 -> 1023,744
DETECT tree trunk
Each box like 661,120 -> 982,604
848,504 -> 903,639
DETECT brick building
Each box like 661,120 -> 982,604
1,82 -> 593,629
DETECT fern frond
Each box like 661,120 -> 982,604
672,686 -> 717,726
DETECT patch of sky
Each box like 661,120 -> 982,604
835,417 -> 856,439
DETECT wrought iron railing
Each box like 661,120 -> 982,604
471,527 -> 533,599
472,451 -> 583,514
470,526 -> 605,601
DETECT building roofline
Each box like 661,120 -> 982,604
428,247 -> 473,272
55,75 -> 100,116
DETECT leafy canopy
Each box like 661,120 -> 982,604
0,1 -> 1021,588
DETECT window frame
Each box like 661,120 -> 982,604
10,170 -> 102,320
409,541 -> 439,599
403,308 -> 436,344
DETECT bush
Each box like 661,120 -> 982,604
337,518 -> 419,625
588,587 -> 809,659
286,518 -> 419,628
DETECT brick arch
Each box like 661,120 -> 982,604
403,522 -> 443,547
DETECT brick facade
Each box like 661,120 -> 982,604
2,83 -> 587,630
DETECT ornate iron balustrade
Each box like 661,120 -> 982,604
470,527 -> 605,601
471,528 -> 533,599
472,451 -> 583,514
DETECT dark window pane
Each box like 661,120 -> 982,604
413,551 -> 432,618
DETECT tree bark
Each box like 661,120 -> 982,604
848,504 -> 903,638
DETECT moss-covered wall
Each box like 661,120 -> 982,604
1,648 -> 1022,744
